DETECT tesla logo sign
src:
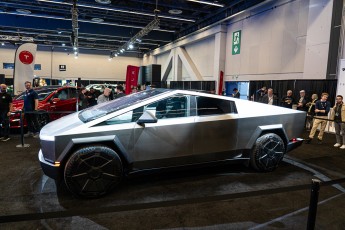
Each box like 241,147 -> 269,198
19,51 -> 34,64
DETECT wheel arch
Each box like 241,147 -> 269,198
57,135 -> 133,173
245,124 -> 289,150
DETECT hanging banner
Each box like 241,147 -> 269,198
13,43 -> 37,95
218,71 -> 224,95
125,65 -> 140,95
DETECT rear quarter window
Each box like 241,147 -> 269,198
196,96 -> 237,116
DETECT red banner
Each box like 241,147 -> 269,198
218,71 -> 224,95
125,65 -> 140,95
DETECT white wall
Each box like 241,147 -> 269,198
225,0 -> 310,81
148,0 -> 334,83
303,0 -> 334,79
0,48 -> 142,81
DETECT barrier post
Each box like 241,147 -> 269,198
16,110 -> 30,148
307,179 -> 321,230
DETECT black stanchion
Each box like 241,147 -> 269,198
16,110 -> 30,148
307,179 -> 321,230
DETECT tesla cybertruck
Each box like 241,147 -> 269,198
38,89 -> 305,197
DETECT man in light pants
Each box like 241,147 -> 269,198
330,95 -> 345,149
305,93 -> 331,144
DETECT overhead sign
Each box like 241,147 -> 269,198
59,65 -> 66,71
232,30 -> 241,55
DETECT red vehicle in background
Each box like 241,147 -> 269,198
10,86 -> 79,129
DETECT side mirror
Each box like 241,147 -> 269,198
51,98 -> 60,103
137,110 -> 158,125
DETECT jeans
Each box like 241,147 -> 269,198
334,121 -> 345,145
0,110 -> 10,137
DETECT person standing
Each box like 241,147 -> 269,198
97,88 -> 111,104
281,90 -> 295,109
261,88 -> 278,105
87,87 -> 98,107
232,88 -> 240,98
22,81 -> 40,138
115,85 -> 126,99
78,87 -> 88,110
305,94 -> 318,131
0,84 -> 13,141
297,90 -> 308,111
255,86 -> 267,102
305,93 -> 331,144
330,95 -> 345,149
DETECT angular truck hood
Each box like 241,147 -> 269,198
40,112 -> 84,138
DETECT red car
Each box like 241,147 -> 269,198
10,86 -> 79,128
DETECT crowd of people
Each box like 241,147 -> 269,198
78,84 -> 133,110
254,86 -> 345,148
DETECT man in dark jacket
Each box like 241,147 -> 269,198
297,90 -> 308,111
232,88 -> 240,98
281,90 -> 295,109
0,84 -> 13,141
261,88 -> 278,105
115,85 -> 126,99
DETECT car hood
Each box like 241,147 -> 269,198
40,112 -> 83,139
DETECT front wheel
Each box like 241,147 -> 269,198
64,145 -> 123,198
250,133 -> 285,172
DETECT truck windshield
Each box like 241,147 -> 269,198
78,89 -> 169,123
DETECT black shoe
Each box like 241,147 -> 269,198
1,137 -> 10,142
305,138 -> 312,144
317,139 -> 323,145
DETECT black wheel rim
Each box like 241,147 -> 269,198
66,150 -> 122,197
258,137 -> 285,170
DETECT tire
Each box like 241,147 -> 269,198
37,111 -> 50,129
250,133 -> 286,172
64,145 -> 123,198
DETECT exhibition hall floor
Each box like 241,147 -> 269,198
0,131 -> 344,229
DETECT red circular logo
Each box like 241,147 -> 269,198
19,51 -> 34,64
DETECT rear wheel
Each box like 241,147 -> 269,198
250,133 -> 285,172
64,145 -> 123,198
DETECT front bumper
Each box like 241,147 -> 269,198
38,149 -> 61,181
287,138 -> 304,152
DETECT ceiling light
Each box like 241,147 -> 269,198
58,31 -> 62,34
61,43 -> 66,46
128,44 -> 134,49
1,42 -> 5,46
168,9 -> 183,15
95,0 -> 111,4
91,18 -> 104,22
186,0 -> 224,7
16,9 -> 32,14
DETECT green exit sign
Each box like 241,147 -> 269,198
232,30 -> 241,55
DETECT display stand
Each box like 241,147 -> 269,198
16,110 -> 30,148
